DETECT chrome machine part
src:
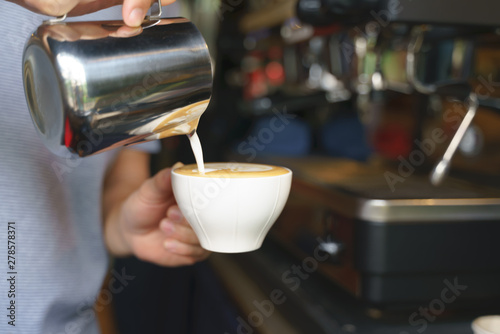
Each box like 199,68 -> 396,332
430,93 -> 478,186
407,27 -> 479,186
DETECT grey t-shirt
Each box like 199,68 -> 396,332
0,3 -> 167,333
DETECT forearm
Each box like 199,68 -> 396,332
102,149 -> 151,256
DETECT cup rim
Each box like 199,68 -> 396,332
171,162 -> 292,178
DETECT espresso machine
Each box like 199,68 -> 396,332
204,0 -> 500,332
272,0 -> 500,305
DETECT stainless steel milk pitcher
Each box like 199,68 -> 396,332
23,4 -> 212,157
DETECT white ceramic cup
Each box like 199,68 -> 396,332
472,316 -> 500,334
171,162 -> 292,253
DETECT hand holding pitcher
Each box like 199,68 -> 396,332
8,0 -> 176,26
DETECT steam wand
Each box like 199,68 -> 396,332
430,93 -> 478,186
406,27 -> 477,186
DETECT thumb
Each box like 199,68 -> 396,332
136,167 -> 174,206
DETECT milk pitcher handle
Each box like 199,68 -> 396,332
147,0 -> 163,20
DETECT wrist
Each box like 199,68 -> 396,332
104,202 -> 133,257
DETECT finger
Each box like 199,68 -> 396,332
160,218 -> 200,245
131,230 -> 209,266
122,0 -> 153,27
162,206 -> 202,244
38,0 -> 80,16
165,205 -> 195,229
166,205 -> 183,222
136,167 -> 174,206
67,0 -> 122,17
160,204 -> 201,244
163,239 -> 210,260
122,0 -> 177,27
157,252 -> 209,267
14,0 -> 77,16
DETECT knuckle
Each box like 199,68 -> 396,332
33,0 -> 67,16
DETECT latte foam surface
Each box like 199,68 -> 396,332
173,162 -> 290,178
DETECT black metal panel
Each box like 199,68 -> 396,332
355,219 -> 500,273
388,0 -> 500,27
360,272 -> 500,306
297,0 -> 500,27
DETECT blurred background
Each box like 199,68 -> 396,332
103,0 -> 500,333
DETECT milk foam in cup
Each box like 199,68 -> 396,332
171,162 -> 292,253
